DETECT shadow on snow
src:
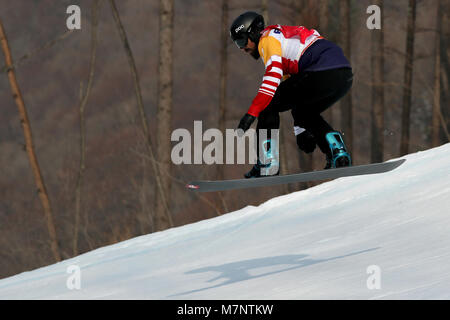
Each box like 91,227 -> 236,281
170,247 -> 379,297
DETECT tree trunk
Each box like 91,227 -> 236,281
216,0 -> 229,212
0,19 -> 61,262
340,0 -> 353,153
73,0 -> 99,256
371,0 -> 385,163
440,0 -> 450,89
400,0 -> 416,155
279,115 -> 294,194
432,0 -> 442,147
318,0 -> 329,33
298,152 -> 313,189
261,0 -> 269,25
155,0 -> 174,231
440,0 -> 450,143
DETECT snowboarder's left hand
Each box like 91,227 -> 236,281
237,113 -> 256,137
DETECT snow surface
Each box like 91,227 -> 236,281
0,144 -> 449,300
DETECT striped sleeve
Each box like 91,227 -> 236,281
247,35 -> 284,117
247,55 -> 283,117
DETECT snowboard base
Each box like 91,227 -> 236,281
186,159 -> 406,192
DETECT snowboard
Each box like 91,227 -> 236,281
186,159 -> 406,192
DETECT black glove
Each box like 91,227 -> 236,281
296,130 -> 316,153
237,113 -> 256,137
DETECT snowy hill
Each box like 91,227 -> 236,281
0,144 -> 449,300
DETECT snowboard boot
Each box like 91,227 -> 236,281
244,160 -> 280,178
323,131 -> 352,169
245,137 -> 280,178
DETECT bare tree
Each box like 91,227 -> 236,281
400,0 -> 417,155
109,0 -> 173,231
0,30 -> 74,73
155,0 -> 175,230
432,0 -> 442,147
261,0 -> 269,25
371,0 -> 385,163
339,0 -> 353,153
318,0 -> 329,33
73,0 -> 100,256
0,19 -> 60,262
216,0 -> 229,211
439,0 -> 450,143
441,0 -> 450,96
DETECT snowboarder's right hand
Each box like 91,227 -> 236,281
237,113 -> 256,137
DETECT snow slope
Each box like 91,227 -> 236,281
0,144 -> 449,299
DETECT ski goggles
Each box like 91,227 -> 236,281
232,34 -> 248,49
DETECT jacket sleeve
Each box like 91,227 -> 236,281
247,36 -> 284,117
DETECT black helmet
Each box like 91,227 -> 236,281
230,12 -> 265,49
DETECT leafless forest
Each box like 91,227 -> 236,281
0,0 -> 448,279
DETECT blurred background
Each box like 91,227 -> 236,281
0,0 -> 448,279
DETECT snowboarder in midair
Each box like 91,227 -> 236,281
230,12 -> 353,178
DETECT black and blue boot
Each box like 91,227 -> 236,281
324,131 -> 352,169
245,138 -> 280,178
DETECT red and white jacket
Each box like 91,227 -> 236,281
247,25 -> 323,117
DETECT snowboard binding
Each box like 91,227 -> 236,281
325,131 -> 352,169
244,160 -> 280,178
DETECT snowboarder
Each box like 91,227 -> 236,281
230,11 -> 353,178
